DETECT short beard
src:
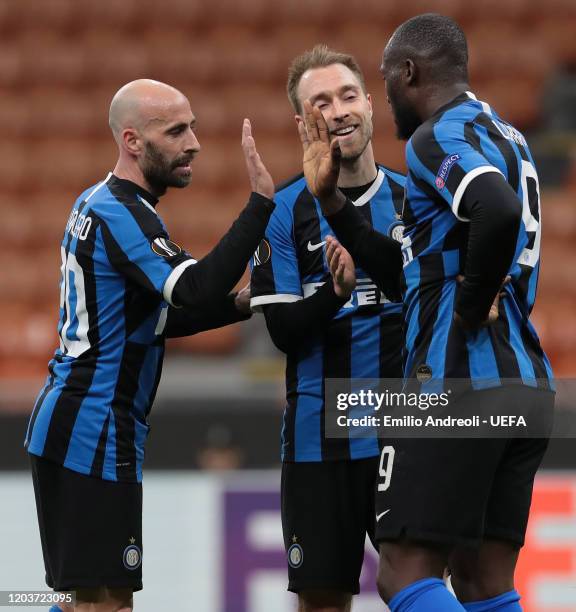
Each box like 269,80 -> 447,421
339,121 -> 373,163
141,141 -> 190,196
390,96 -> 422,141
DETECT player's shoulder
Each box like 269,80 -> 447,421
433,92 -> 485,130
76,174 -> 114,206
78,173 -> 124,210
412,94 -> 482,144
86,175 -> 165,236
409,111 -> 472,163
409,118 -> 439,150
272,172 -> 313,219
274,172 -> 309,203
377,163 -> 406,188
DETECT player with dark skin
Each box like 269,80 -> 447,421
376,30 -> 519,607
297,23 -> 524,612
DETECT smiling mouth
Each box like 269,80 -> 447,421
331,125 -> 358,137
174,159 -> 192,169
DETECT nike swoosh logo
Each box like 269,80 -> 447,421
307,240 -> 326,252
376,509 -> 390,522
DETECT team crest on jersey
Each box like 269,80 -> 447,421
152,237 -> 182,258
388,221 -> 405,243
287,543 -> 304,568
416,364 -> 433,382
253,239 -> 271,266
435,154 -> 461,190
122,543 -> 142,570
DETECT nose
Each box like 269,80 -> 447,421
185,128 -> 201,154
332,99 -> 349,122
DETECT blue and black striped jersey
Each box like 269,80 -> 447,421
25,173 -> 197,482
402,91 -> 553,388
251,165 -> 406,462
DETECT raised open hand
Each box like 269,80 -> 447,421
242,118 -> 274,200
297,101 -> 343,208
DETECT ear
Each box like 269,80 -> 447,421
122,128 -> 142,156
405,59 -> 417,85
366,93 -> 373,117
294,114 -> 304,127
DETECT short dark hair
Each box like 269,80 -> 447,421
387,13 -> 469,83
287,44 -> 367,113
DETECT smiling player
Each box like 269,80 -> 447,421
250,46 -> 405,612
297,15 -> 554,612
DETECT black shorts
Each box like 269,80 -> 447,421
281,456 -> 379,595
375,386 -> 554,547
30,454 -> 143,592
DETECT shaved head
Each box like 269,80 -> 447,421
384,14 -> 468,86
109,79 -> 200,196
381,14 -> 470,140
109,79 -> 189,142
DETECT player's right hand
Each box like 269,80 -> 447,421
298,100 -> 345,214
242,118 -> 274,200
234,282 -> 252,315
326,235 -> 356,299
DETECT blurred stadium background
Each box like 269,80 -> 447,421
1,1 -> 575,610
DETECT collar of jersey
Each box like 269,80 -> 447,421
109,174 -> 159,208
350,168 -> 385,206
429,91 -> 471,122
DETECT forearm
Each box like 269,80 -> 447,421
166,294 -> 250,338
325,198 -> 403,301
455,173 -> 522,326
263,280 -> 348,353
172,192 -> 274,309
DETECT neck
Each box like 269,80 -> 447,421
337,144 -> 378,188
419,82 -> 469,123
112,156 -> 163,198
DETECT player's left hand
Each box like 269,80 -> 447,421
234,282 -> 252,315
242,119 -> 275,200
298,101 -> 346,215
325,235 -> 356,298
454,274 -> 511,329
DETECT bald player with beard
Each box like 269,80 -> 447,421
25,79 -> 275,611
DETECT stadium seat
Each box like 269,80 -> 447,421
24,88 -> 102,137
2,2 -> 575,370
536,18 -> 576,63
0,96 -> 28,137
29,140 -> 113,189
0,47 -> 23,87
20,38 -> 86,87
0,0 -> 71,37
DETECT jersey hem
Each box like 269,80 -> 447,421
281,448 -> 380,463
26,449 -> 143,483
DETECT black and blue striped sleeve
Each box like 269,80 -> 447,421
407,120 -> 504,221
250,196 -> 302,311
95,201 -> 195,301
